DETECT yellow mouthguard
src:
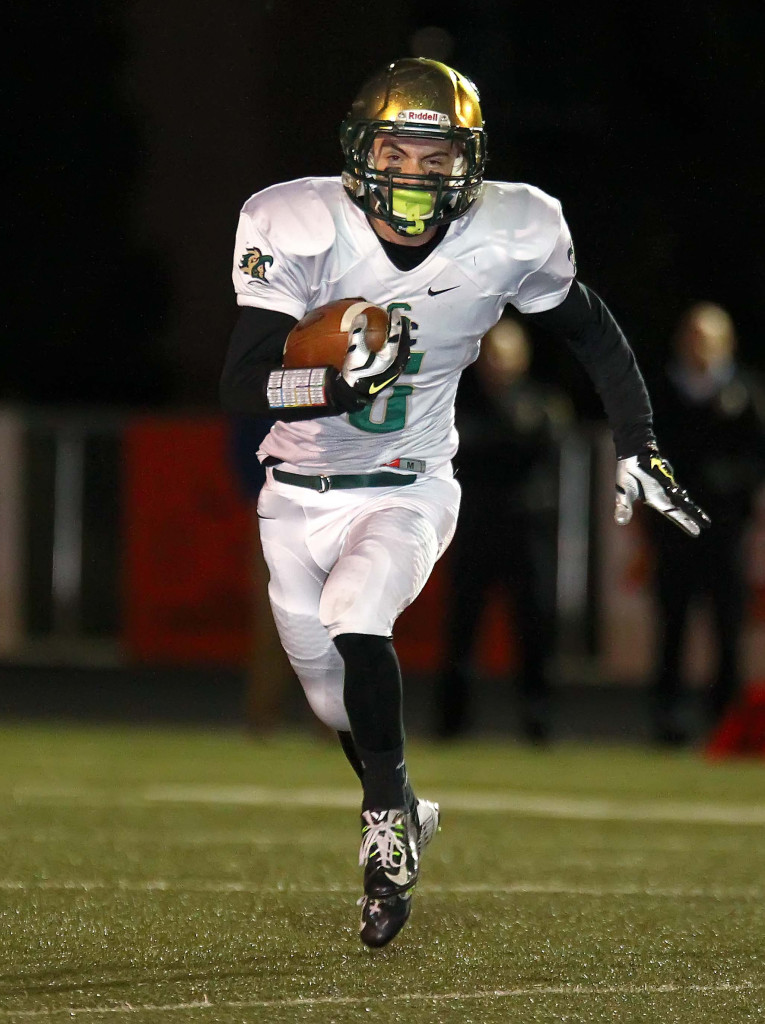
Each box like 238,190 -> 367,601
391,189 -> 434,235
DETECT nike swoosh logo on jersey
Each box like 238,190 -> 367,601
369,374 -> 399,395
427,285 -> 460,297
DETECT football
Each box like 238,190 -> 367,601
283,299 -> 388,371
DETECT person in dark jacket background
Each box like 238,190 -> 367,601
435,316 -> 573,742
648,302 -> 765,744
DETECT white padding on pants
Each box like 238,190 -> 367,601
320,508 -> 440,637
257,471 -> 460,729
268,600 -> 350,731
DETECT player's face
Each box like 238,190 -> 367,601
372,136 -> 461,183
368,135 -> 463,244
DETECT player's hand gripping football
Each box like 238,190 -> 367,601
614,445 -> 711,537
339,307 -> 412,404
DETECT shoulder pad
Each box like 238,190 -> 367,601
477,182 -> 564,261
240,178 -> 338,257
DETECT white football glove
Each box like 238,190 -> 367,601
340,307 -> 411,403
615,447 -> 711,537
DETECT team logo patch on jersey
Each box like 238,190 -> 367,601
239,247 -> 274,281
567,244 -> 577,273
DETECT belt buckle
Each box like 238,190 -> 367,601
318,475 -> 331,493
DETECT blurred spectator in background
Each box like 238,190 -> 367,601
648,303 -> 765,744
435,317 -> 573,742
228,415 -> 295,732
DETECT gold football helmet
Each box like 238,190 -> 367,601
340,58 -> 487,236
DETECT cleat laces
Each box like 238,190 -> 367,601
359,811 -> 409,870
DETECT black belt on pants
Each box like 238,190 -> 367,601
271,467 -> 417,492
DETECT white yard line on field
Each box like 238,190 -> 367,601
0,826 -> 746,855
0,878 -> 760,899
142,784 -> 765,826
0,828 -> 327,847
9,782 -> 765,826
9,787 -> 141,806
143,785 -> 361,808
3,982 -> 764,1018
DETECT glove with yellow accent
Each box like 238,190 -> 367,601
339,307 -> 411,405
615,445 -> 711,538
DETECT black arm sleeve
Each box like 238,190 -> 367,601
524,281 -> 656,458
219,306 -> 362,421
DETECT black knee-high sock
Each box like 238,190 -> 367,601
337,729 -> 417,815
334,633 -> 415,811
337,730 -> 364,781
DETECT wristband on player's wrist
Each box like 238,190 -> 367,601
265,367 -> 367,414
617,441 -> 659,461
266,367 -> 330,409
614,431 -> 658,460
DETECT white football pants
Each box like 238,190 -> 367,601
256,466 -> 460,731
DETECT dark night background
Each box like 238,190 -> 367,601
8,1 -> 765,421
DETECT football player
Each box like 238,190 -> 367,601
220,58 -> 709,947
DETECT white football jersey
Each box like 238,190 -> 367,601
232,177 -> 575,473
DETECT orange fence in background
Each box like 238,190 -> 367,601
395,562 -> 516,675
122,416 -> 516,674
122,416 -> 253,664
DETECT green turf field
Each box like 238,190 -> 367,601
1,723 -> 764,1023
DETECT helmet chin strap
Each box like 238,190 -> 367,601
391,189 -> 434,236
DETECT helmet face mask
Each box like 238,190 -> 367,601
340,59 -> 487,237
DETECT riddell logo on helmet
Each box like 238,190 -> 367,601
396,109 -> 451,126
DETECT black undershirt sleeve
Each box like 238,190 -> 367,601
220,306 -> 353,421
523,281 -> 656,458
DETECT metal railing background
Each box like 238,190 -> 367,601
0,405 -> 603,670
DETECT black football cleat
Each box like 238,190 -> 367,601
414,798 -> 440,855
358,891 -> 413,948
358,808 -> 419,948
